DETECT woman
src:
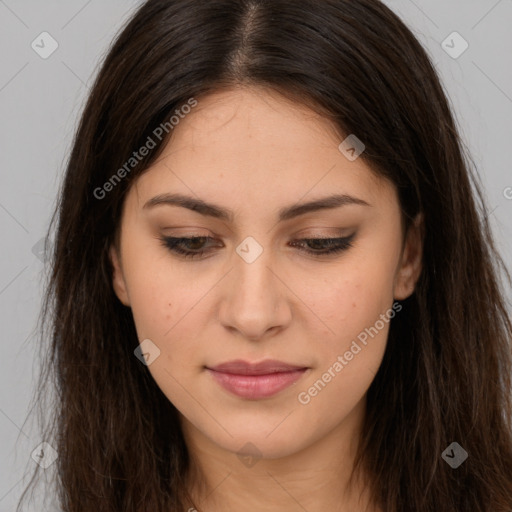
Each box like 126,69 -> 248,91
19,0 -> 512,511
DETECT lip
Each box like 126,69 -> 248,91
206,359 -> 309,399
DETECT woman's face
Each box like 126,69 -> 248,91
110,86 -> 422,461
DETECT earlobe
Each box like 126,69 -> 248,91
109,245 -> 131,306
393,213 -> 424,301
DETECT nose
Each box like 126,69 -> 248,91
218,246 -> 292,341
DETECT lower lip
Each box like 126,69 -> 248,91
207,369 -> 308,399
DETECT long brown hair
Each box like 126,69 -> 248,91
18,0 -> 512,510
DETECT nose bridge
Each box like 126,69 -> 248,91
232,234 -> 275,294
218,239 -> 291,339
235,249 -> 273,301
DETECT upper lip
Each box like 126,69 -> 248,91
207,359 -> 308,375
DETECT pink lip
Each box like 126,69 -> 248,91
206,359 -> 309,399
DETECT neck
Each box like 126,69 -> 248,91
181,397 -> 379,512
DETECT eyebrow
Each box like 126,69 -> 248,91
143,192 -> 371,222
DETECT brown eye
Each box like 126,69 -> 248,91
159,233 -> 356,260
289,234 -> 356,256
159,236 -> 220,259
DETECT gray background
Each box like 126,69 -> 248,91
0,0 -> 511,509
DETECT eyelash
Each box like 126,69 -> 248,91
158,234 -> 355,260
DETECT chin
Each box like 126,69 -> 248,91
201,417 -> 318,461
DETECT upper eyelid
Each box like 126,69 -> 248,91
161,234 -> 356,249
161,235 -> 354,250
160,226 -> 354,238
163,234 -> 353,241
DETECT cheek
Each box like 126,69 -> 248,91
299,254 -> 397,397
121,240 -> 199,339
122,245 -> 213,394
124,257 -> 204,403
127,274 -> 174,340
295,272 -> 393,416
310,260 -> 396,340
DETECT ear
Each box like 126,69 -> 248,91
109,244 -> 131,306
393,213 -> 424,301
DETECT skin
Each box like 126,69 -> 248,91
110,86 -> 423,512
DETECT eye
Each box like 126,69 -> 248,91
158,233 -> 355,260
158,236 -> 219,259
289,234 -> 355,256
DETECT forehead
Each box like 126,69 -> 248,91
129,86 -> 392,214
165,86 -> 345,162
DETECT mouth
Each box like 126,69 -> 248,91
205,359 -> 309,400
